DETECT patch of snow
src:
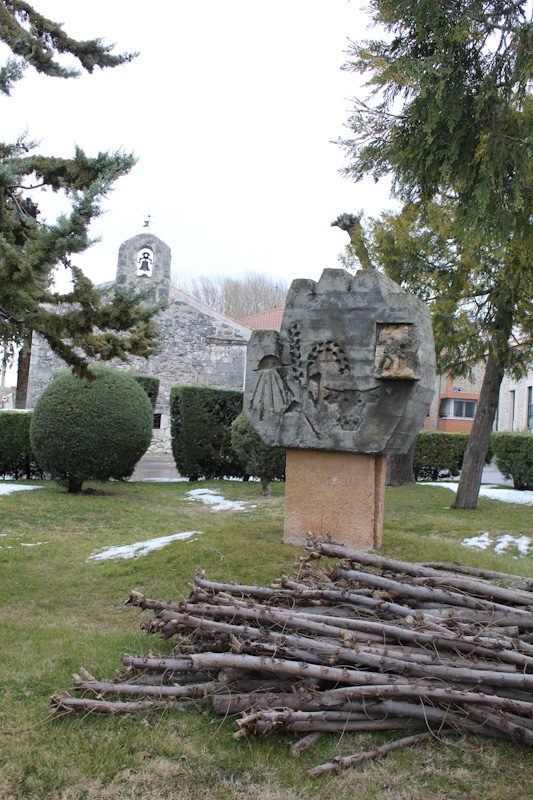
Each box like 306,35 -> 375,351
462,532 -> 492,550
493,535 -> 531,555
187,488 -> 250,512
20,542 -> 48,547
420,482 -> 533,505
87,531 -> 202,562
0,484 -> 43,497
461,532 -> 531,555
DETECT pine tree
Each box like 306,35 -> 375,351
0,2 -> 160,388
339,0 -> 533,508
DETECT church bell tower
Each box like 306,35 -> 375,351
115,233 -> 172,302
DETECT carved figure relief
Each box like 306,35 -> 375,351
374,323 -> 421,380
244,269 -> 436,454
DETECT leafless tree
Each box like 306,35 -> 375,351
172,271 -> 288,320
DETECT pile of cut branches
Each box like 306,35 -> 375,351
51,540 -> 533,776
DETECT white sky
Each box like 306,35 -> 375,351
1,0 -> 397,292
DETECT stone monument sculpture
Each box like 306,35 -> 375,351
243,268 -> 436,549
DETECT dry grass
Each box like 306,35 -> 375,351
0,478 -> 532,799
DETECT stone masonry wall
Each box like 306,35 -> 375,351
25,287 -> 250,456
24,232 -> 251,456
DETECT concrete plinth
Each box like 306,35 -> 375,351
283,449 -> 387,549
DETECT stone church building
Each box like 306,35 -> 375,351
21,232 -> 252,456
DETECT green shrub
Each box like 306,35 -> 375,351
0,411 -> 43,479
30,368 -> 153,493
130,374 -> 160,410
491,432 -> 533,490
170,385 -> 246,480
413,431 -> 471,480
231,414 -> 286,496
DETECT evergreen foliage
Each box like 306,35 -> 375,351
339,0 -> 533,509
0,410 -> 42,478
413,431 -> 472,482
230,414 -> 285,496
492,432 -> 533,491
0,1 -> 135,95
170,385 -> 246,481
130,374 -> 160,410
29,368 -> 153,493
0,3 -> 160,379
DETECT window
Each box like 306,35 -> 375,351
439,398 -> 477,419
527,387 -> 533,432
153,413 -> 161,429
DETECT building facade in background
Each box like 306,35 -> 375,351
20,233 -> 252,455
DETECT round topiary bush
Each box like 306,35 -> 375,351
30,368 -> 154,492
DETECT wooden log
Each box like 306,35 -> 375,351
419,562 -> 532,585
51,692 -> 194,714
172,601 -> 533,669
315,543 -> 533,606
335,567 -> 533,622
290,732 -> 321,757
72,676 -> 224,698
142,610 -> 533,688
211,683 -> 533,717
279,578 -> 453,633
308,730 -> 450,777
250,719 -> 422,734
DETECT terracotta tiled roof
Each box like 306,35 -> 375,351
237,308 -> 284,331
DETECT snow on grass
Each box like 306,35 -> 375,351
462,532 -> 492,550
87,531 -> 202,562
420,482 -> 533,506
187,488 -> 250,512
0,484 -> 43,497
462,531 -> 531,555
20,541 -> 48,547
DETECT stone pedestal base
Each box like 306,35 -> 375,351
283,449 -> 387,550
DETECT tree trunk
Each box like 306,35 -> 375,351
15,330 -> 32,409
452,355 -> 503,510
261,478 -> 272,496
68,476 -> 83,493
386,439 -> 417,486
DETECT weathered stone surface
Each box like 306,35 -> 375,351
244,269 -> 435,454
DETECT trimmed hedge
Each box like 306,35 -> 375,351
30,368 -> 153,492
413,431 -> 471,481
414,431 -> 495,481
231,414 -> 286,495
170,385 -> 246,480
491,432 -> 533,490
131,374 -> 160,410
0,411 -> 43,479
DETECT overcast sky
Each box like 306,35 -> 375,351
1,0 -> 397,291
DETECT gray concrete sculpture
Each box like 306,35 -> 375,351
244,269 -> 435,454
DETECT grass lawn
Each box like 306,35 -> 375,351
0,478 -> 532,800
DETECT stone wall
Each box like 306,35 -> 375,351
23,233 -> 251,456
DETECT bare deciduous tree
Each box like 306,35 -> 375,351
172,271 -> 288,320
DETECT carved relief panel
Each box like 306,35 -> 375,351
244,269 -> 436,455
